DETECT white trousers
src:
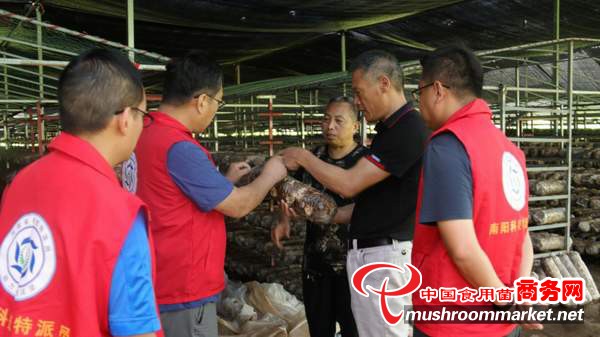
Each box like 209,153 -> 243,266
346,240 -> 413,337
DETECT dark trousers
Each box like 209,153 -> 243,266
303,270 -> 358,337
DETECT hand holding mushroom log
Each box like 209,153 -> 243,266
271,202 -> 294,250
279,147 -> 308,171
237,163 -> 338,224
235,163 -> 264,187
235,156 -> 286,185
216,156 -> 287,218
271,176 -> 338,224
224,161 -> 252,184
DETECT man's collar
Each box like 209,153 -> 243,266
47,132 -> 119,184
375,102 -> 414,132
151,111 -> 193,136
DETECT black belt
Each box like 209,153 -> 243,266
348,237 -> 394,250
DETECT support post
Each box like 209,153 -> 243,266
235,64 -> 241,148
566,40 -> 574,252
243,111 -> 247,149
295,90 -> 304,148
267,97 -> 273,156
250,95 -> 254,147
127,0 -> 135,62
235,64 -> 241,85
213,114 -> 219,152
500,84 -> 507,133
301,108 -> 305,149
36,100 -> 43,155
31,3 -> 45,152
341,31 -> 347,95
28,107 -> 33,152
360,117 -> 367,146
515,65 -> 520,107
257,95 -> 282,156
36,5 -> 44,100
524,58 -> 529,108
554,0 -> 560,106
3,57 -> 8,149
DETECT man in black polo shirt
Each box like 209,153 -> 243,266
281,50 -> 429,337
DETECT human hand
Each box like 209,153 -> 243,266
493,301 -> 544,331
271,220 -> 291,250
225,161 -> 251,184
520,322 -> 544,331
518,303 -> 544,330
279,147 -> 307,171
262,155 -> 288,181
280,201 -> 298,218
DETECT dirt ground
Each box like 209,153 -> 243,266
524,257 -> 600,337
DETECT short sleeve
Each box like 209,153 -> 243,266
167,141 -> 234,212
368,113 -> 428,178
419,132 -> 474,224
109,211 -> 161,336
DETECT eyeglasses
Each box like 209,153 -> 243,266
114,107 -> 154,128
194,93 -> 226,109
209,95 -> 226,109
411,82 -> 450,102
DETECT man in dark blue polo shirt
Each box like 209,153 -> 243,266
281,50 -> 429,337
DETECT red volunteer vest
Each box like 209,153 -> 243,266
412,99 -> 529,337
136,112 -> 226,304
0,132 -> 153,337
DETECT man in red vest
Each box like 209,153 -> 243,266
135,51 -> 287,337
411,45 -> 541,336
0,49 -> 160,337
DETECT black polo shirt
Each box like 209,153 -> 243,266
350,102 -> 430,240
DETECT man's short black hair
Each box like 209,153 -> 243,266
162,50 -> 223,106
420,45 -> 483,98
58,48 -> 144,134
327,96 -> 358,120
351,50 -> 404,91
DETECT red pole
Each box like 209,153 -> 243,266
258,96 -> 282,156
28,107 -> 34,153
146,94 -> 162,102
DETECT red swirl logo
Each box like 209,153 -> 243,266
351,263 -> 422,325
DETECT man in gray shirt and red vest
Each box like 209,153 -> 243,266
411,45 -> 541,337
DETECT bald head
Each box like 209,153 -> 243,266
326,96 -> 358,120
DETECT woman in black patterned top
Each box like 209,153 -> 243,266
272,96 -> 369,337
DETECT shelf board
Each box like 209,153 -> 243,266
527,166 -> 569,172
534,250 -> 568,259
529,223 -> 569,232
529,194 -> 569,201
510,137 -> 569,143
